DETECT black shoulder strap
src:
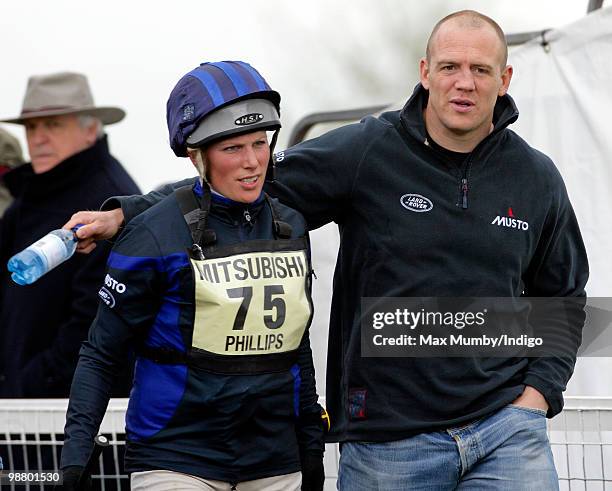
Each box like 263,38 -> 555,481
264,193 -> 293,239
174,183 -> 216,254
175,185 -> 200,235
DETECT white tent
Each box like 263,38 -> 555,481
307,7 -> 612,397
509,6 -> 612,396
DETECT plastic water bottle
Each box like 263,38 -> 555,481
7,226 -> 82,285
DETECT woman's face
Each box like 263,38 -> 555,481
204,131 -> 270,203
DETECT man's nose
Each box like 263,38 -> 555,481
454,68 -> 476,91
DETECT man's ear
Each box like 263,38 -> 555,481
499,65 -> 513,96
419,57 -> 431,90
85,121 -> 99,146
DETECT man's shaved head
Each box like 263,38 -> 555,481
426,10 -> 508,68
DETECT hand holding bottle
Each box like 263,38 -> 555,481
62,208 -> 125,254
7,226 -> 83,285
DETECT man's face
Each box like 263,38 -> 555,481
420,20 -> 512,147
25,115 -> 97,173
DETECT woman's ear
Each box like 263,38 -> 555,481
187,147 -> 207,183
187,148 -> 198,167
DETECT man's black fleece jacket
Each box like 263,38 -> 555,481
115,84 -> 588,443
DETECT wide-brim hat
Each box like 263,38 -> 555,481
0,72 -> 125,125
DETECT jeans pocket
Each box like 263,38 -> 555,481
508,404 -> 547,417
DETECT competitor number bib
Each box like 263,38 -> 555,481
191,249 -> 311,356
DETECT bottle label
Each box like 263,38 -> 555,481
29,234 -> 68,270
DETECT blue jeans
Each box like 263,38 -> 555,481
338,405 -> 558,490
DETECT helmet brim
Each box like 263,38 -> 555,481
186,98 -> 281,148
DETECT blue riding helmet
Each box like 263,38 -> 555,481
167,61 -> 281,159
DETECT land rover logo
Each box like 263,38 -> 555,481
400,194 -> 434,213
98,287 -> 116,308
234,113 -> 264,126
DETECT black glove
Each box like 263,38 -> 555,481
300,450 -> 325,491
59,466 -> 92,491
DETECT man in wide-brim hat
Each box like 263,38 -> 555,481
0,71 -> 126,173
0,71 -> 140,401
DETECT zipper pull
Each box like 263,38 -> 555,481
461,178 -> 469,209
243,208 -> 252,225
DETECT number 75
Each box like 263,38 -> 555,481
227,285 -> 286,330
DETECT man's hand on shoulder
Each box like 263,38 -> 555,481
511,385 -> 549,412
63,209 -> 125,254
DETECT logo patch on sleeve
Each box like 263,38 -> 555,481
98,287 -> 116,308
348,388 -> 368,420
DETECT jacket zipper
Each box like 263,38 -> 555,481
461,177 -> 468,209
458,156 -> 473,210
425,137 -> 472,210
243,208 -> 252,225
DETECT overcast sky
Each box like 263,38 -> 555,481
0,0 -> 602,191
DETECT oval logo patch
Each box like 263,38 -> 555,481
234,113 -> 264,126
98,287 -> 116,308
400,194 -> 434,213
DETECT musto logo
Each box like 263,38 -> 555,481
98,274 -> 126,309
400,194 -> 434,213
491,215 -> 529,231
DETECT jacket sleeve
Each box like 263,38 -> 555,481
61,223 -> 163,468
295,324 -> 325,454
101,177 -> 197,225
267,120 -> 372,231
294,235 -> 325,454
522,166 -> 589,417
20,240 -> 114,396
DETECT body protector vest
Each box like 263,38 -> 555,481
139,184 -> 314,374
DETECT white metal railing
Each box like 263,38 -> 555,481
1,397 -> 611,490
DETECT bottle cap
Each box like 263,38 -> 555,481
71,223 -> 85,241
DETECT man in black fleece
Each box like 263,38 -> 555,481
68,10 -> 587,489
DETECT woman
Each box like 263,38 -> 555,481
60,61 -> 324,491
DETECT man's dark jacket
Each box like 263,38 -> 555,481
0,136 -> 140,397
116,85 -> 589,443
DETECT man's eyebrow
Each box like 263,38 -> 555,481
471,63 -> 495,70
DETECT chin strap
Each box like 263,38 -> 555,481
265,128 -> 280,182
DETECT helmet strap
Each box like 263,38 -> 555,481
265,128 -> 280,182
188,147 -> 209,185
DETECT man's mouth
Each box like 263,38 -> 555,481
450,98 -> 475,112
